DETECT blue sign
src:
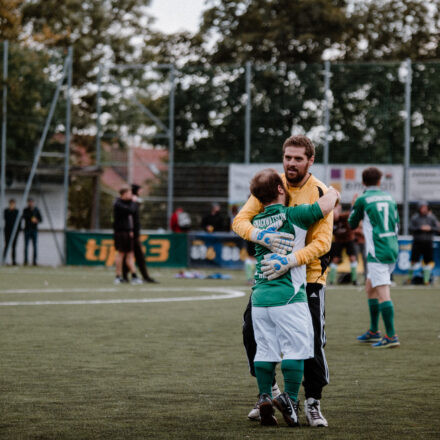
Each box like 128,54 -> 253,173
395,237 -> 440,276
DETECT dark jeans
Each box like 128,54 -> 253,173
24,230 -> 38,264
3,230 -> 18,264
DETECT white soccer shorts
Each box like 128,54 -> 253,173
367,262 -> 396,288
252,302 -> 314,362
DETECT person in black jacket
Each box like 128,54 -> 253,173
407,201 -> 439,285
3,199 -> 19,265
113,186 -> 142,285
22,198 -> 42,266
122,184 -> 157,283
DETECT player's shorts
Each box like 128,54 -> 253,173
114,231 -> 133,253
411,240 -> 434,265
252,302 -> 314,362
366,262 -> 396,288
331,241 -> 358,259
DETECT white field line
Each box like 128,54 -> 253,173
0,287 -> 246,307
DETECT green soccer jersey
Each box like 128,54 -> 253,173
348,187 -> 399,264
251,202 -> 324,307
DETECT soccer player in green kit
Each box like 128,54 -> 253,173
248,169 -> 340,427
348,167 -> 400,348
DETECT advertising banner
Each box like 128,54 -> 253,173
409,167 -> 440,202
188,232 -> 249,269
66,231 -> 187,267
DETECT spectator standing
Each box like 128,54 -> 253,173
201,203 -> 228,232
3,199 -> 19,265
22,198 -> 42,266
407,201 -> 439,285
328,204 -> 359,285
170,206 -> 192,233
122,184 -> 157,283
113,186 -> 142,285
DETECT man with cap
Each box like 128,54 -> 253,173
122,184 -> 158,283
407,201 -> 439,285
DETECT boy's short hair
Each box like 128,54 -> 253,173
362,167 -> 382,187
119,185 -> 131,196
282,135 -> 315,158
250,168 -> 285,205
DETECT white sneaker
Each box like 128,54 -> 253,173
247,383 -> 281,421
130,277 -> 143,285
114,277 -> 122,285
305,398 -> 328,427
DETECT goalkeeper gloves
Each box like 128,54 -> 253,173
261,252 -> 298,280
250,220 -> 294,255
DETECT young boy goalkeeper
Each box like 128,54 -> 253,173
248,168 -> 339,427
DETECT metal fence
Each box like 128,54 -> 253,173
1,40 -> 440,265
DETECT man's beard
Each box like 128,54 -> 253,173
285,166 -> 308,185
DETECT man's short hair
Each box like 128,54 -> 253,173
119,185 -> 131,196
9,198 -> 15,204
282,135 -> 315,158
250,168 -> 285,205
131,184 -> 140,196
362,167 -> 383,187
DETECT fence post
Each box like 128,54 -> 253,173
63,47 -> 73,262
167,65 -> 175,228
244,61 -> 252,164
94,63 -> 103,230
0,40 -> 8,265
323,60 -> 331,182
403,58 -> 412,235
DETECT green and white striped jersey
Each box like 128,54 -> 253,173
251,202 -> 323,307
348,187 -> 399,264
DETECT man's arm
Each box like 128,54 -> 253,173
348,198 -> 363,229
231,194 -> 262,241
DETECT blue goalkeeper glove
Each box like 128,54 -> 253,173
250,220 -> 294,255
261,252 -> 298,280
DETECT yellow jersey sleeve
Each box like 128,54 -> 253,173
231,195 -> 263,240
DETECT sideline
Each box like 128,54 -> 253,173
0,287 -> 246,306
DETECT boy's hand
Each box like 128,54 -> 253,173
261,253 -> 298,280
250,220 -> 294,255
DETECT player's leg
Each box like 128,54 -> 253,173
11,232 -> 18,265
357,275 -> 381,342
303,283 -> 329,427
328,243 -> 341,285
23,230 -> 30,265
407,241 -> 422,284
3,231 -> 11,262
114,251 -> 124,283
134,238 -> 156,283
347,241 -> 359,285
421,241 -> 434,285
371,264 -> 400,348
31,231 -> 37,265
252,305 -> 279,426
126,250 -> 142,284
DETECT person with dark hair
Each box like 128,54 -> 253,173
113,186 -> 142,285
247,168 -> 339,427
22,198 -> 42,266
122,184 -> 157,283
201,203 -> 228,232
233,134 -> 334,427
348,167 -> 400,348
3,199 -> 19,265
407,201 -> 439,285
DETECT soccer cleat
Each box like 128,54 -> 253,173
257,394 -> 278,427
247,383 -> 281,421
273,392 -> 300,427
372,335 -> 400,348
130,277 -> 143,285
357,330 -> 382,343
305,398 -> 328,427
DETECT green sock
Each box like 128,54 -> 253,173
380,300 -> 396,337
281,359 -> 303,402
350,262 -> 358,282
368,298 -> 380,332
254,361 -> 276,397
423,266 -> 431,284
328,264 -> 337,284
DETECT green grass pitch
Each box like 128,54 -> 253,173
0,266 -> 439,439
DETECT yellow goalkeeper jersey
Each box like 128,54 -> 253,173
232,173 -> 333,285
